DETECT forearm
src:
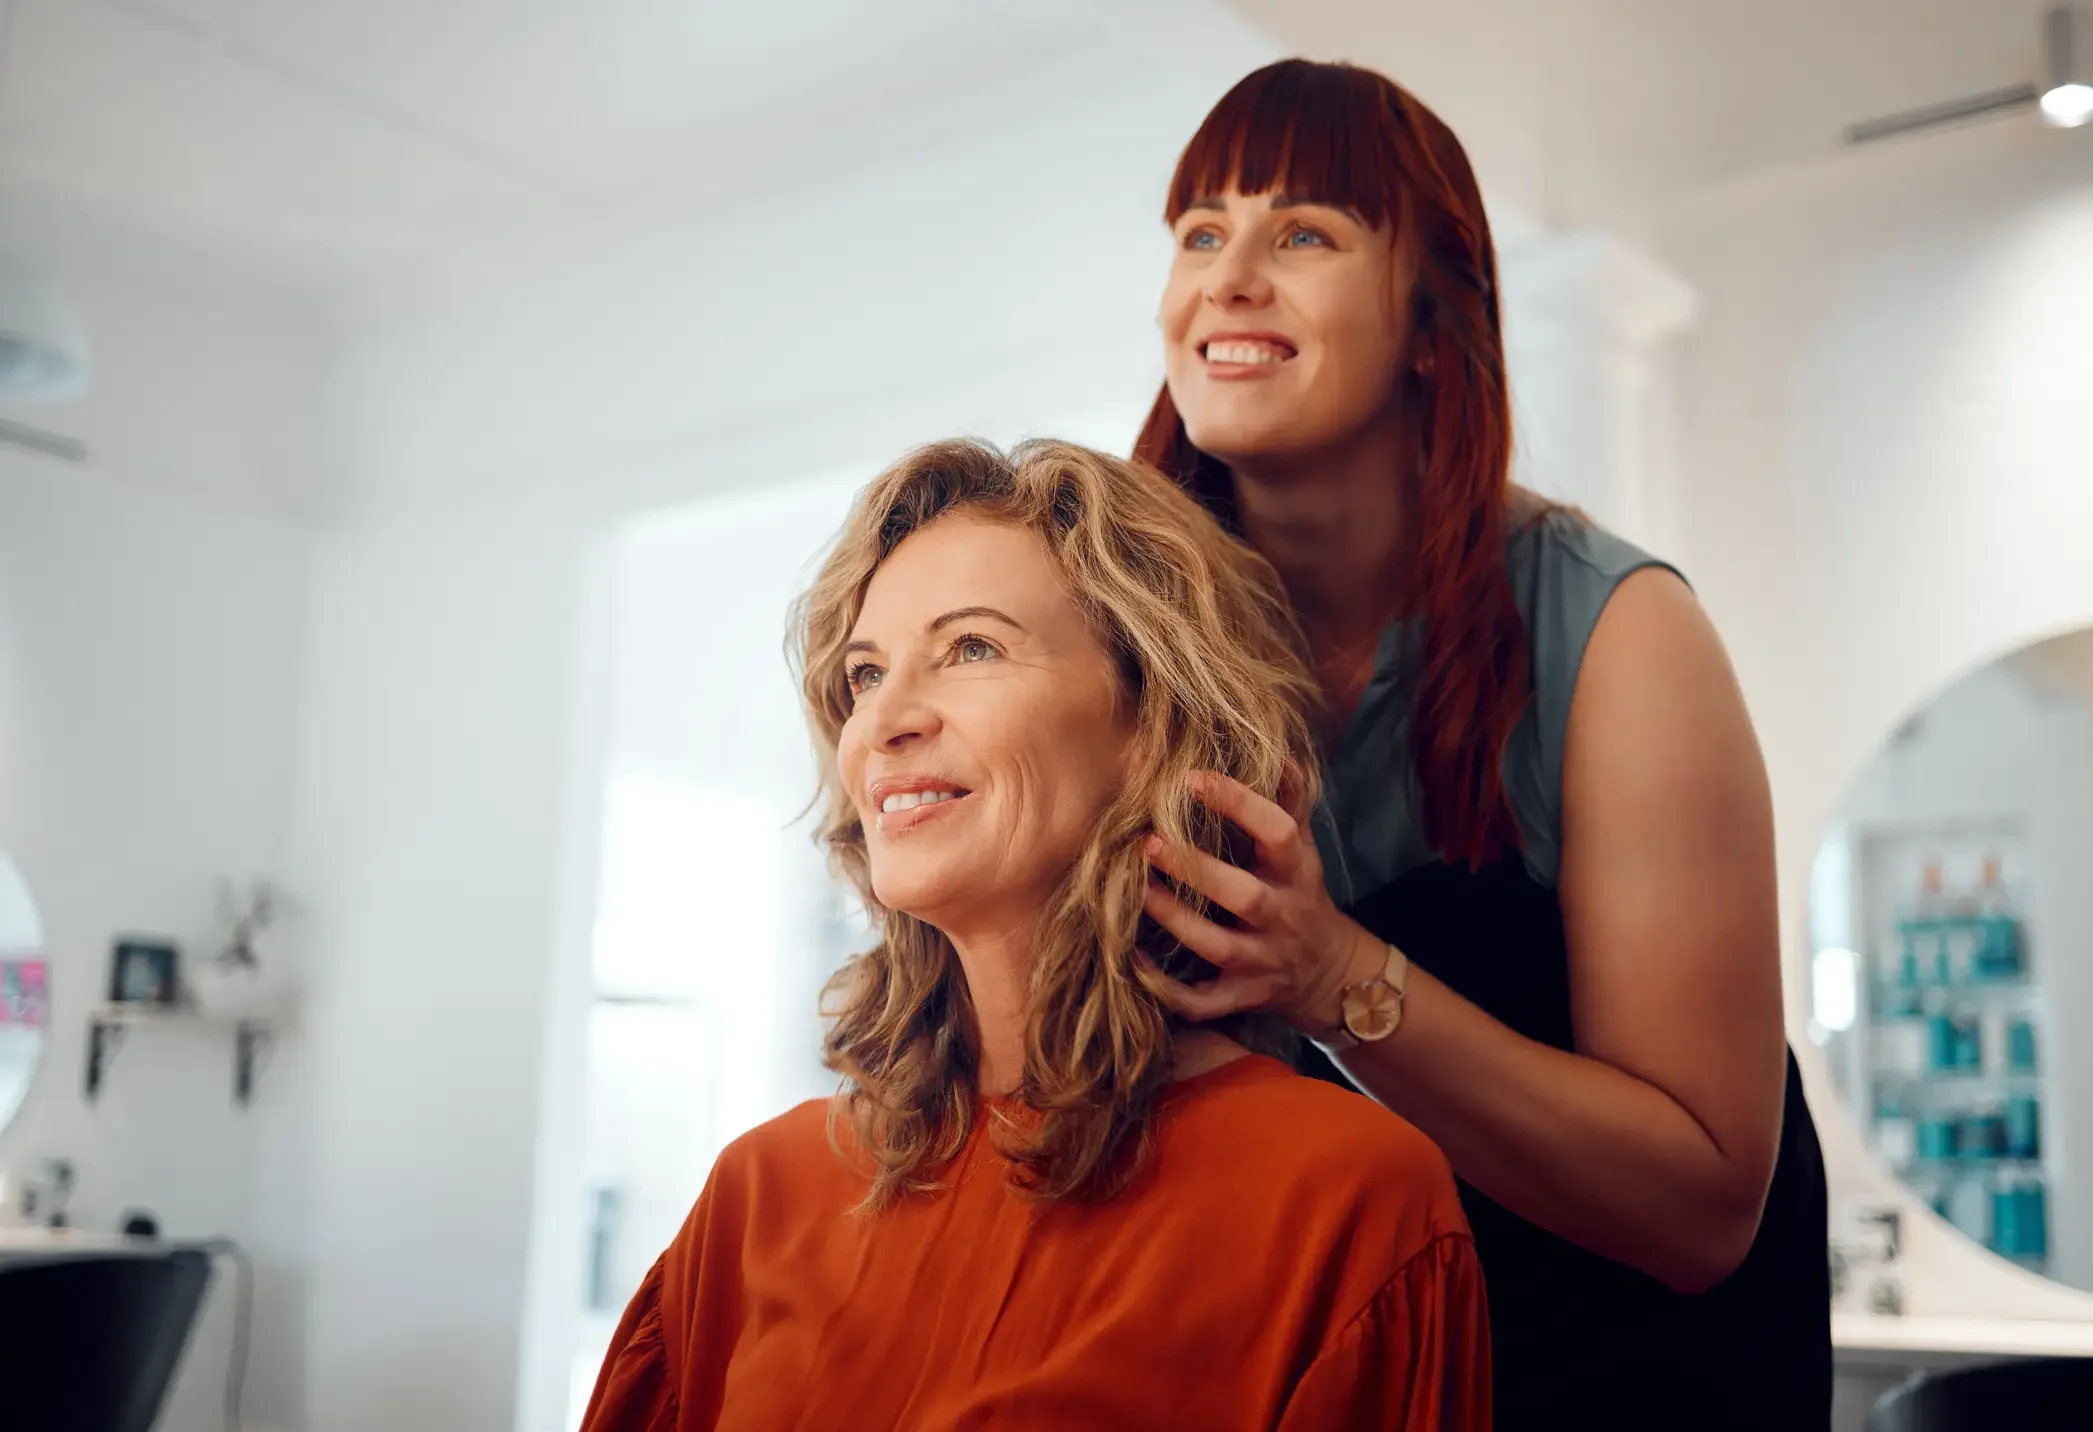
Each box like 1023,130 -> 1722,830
1333,944 -> 1770,1293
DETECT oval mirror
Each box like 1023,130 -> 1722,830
1810,626 -> 2093,1290
0,853 -> 47,1135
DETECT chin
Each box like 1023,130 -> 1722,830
868,862 -> 967,928
1185,424 -> 1296,470
1181,404 -> 1313,464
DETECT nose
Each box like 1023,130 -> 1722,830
861,663 -> 941,751
1202,230 -> 1273,310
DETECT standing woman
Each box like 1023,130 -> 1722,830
1134,60 -> 1830,1429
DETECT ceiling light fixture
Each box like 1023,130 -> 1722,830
2041,5 -> 2093,126
1846,5 -> 2093,144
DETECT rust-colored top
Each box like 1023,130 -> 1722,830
581,1053 -> 1490,1431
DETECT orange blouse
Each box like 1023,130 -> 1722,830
582,1054 -> 1490,1431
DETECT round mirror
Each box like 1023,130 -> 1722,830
1811,626 -> 2093,1291
0,853 -> 46,1134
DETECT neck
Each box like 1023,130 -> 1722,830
1228,414 -> 1412,652
945,919 -> 1034,1096
946,919 -> 1252,1097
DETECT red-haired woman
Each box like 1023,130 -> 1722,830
1136,60 -> 1830,1430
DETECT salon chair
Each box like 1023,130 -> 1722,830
1868,1356 -> 2093,1430
0,1248 -> 213,1431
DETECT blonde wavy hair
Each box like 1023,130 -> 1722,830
789,438 -> 1321,1210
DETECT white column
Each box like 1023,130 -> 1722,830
1500,230 -> 1699,547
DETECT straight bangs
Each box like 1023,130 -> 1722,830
1163,61 -> 1405,231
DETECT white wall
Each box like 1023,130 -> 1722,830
1646,118 -> 2093,1318
323,58 -> 1201,525
0,855 -> 39,948
287,489 -> 593,1432
0,191 -> 327,1430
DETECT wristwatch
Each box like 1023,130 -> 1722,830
1313,942 -> 1410,1053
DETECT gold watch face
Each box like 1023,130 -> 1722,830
1342,981 -> 1404,1042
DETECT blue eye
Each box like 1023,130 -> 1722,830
1283,227 -> 1329,248
1182,228 -> 1222,251
954,635 -> 998,664
844,662 -> 881,694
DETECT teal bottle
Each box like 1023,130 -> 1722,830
2021,1178 -> 2048,1261
1975,856 -> 2022,980
1992,1177 -> 2021,1257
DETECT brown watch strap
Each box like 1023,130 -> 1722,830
1312,942 -> 1408,1053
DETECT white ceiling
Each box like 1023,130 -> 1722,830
0,0 -> 2083,282
0,0 -> 1112,279
1235,0 -> 2082,228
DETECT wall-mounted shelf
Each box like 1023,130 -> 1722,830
85,1004 -> 276,1107
1842,823 -> 2054,1274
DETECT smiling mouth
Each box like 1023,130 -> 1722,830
1201,338 -> 1297,367
873,787 -> 973,835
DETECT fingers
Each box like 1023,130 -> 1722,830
1141,878 -> 1252,968
1133,952 -> 1262,1022
1144,834 -> 1273,928
1279,759 -> 1314,827
1187,770 -> 1304,874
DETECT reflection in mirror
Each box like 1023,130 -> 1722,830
0,854 -> 46,1136
1812,628 -> 2093,1293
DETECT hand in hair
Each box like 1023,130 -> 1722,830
1140,769 -> 1381,1035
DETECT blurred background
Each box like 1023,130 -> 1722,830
0,1 -> 2090,1429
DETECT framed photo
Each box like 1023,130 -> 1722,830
0,955 -> 45,1027
109,939 -> 180,1007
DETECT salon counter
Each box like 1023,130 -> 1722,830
0,1227 -> 148,1261
1835,1310 -> 2093,1367
1831,1310 -> 2093,1430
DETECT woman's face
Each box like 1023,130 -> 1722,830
837,513 -> 1132,939
1160,188 -> 1413,468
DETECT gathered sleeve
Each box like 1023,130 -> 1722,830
579,1257 -> 679,1432
1276,1233 -> 1493,1432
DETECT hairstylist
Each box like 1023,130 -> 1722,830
1134,59 -> 1831,1431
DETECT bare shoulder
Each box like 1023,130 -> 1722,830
1577,566 -> 1741,710
1567,564 -> 1768,837
1566,561 -> 1770,840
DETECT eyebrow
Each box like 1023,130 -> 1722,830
843,605 -> 1027,656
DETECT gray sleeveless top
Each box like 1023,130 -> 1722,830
1310,494 -> 1681,904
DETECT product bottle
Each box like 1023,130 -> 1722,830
1975,855 -> 2022,980
1989,1171 -> 2020,1257
2020,1176 -> 2048,1262
1894,943 -> 1922,1015
1927,1011 -> 1957,1073
1911,862 -> 1949,985
1959,1015 -> 1984,1072
2008,1016 -> 2039,1073
2005,1093 -> 2041,1160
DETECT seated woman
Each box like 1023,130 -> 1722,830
581,439 -> 1490,1431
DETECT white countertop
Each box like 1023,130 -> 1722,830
0,1226 -> 131,1250
1835,1310 -> 2093,1361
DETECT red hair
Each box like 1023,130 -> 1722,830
1134,59 -> 1528,871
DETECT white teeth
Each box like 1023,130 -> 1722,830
881,789 -> 962,814
1206,341 -> 1290,365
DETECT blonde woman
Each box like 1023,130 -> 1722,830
581,440 -> 1490,1431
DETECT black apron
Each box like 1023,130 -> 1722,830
1299,855 -> 1832,1430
